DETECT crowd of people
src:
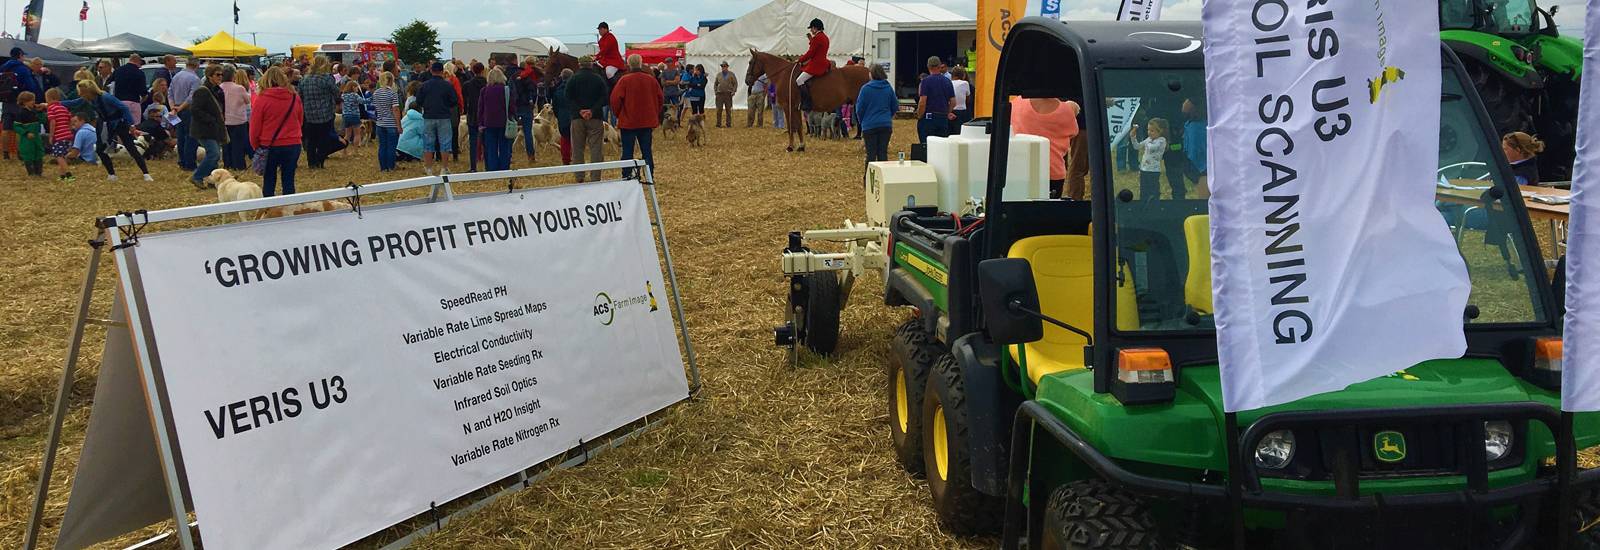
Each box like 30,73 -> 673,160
0,21 -> 998,194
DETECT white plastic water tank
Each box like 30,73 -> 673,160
925,123 -> 1051,214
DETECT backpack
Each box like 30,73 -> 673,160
0,70 -> 20,104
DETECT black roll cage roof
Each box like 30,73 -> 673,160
981,17 -> 1560,395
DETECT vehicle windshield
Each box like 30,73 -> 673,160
1101,67 -> 1547,334
1440,0 -> 1538,34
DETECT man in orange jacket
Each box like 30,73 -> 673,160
795,18 -> 829,111
611,54 -> 664,180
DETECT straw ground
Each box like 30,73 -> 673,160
0,118 -> 990,548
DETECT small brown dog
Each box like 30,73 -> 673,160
685,113 -> 707,147
661,106 -> 681,136
260,199 -> 353,219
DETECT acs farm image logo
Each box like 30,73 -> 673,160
593,281 -> 661,326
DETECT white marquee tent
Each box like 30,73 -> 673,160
687,0 -> 967,108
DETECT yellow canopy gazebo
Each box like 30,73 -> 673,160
188,31 -> 267,58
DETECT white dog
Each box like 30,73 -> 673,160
533,104 -> 557,149
204,169 -> 264,222
603,121 -> 621,154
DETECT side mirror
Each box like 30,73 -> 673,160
978,258 -> 1044,345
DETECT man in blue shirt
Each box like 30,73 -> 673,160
169,58 -> 202,170
413,62 -> 458,176
915,56 -> 955,143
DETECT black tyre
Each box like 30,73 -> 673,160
1569,486 -> 1600,549
802,271 -> 842,355
1041,480 -> 1162,550
888,318 -> 938,475
921,353 -> 1002,535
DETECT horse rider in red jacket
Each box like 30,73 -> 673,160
596,21 -> 625,80
795,18 -> 829,111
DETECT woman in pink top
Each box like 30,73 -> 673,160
220,66 -> 253,170
1010,96 -> 1080,199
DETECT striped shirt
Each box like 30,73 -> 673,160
370,86 -> 399,128
46,103 -> 72,142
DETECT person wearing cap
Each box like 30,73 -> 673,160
713,61 -> 738,128
414,61 -> 460,175
794,18 -> 829,111
566,58 -> 610,182
746,74 -> 768,128
658,57 -> 684,121
4,47 -> 41,97
3,47 -> 41,160
915,55 -> 955,143
596,22 -> 625,80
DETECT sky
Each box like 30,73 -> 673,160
5,0 -> 1588,54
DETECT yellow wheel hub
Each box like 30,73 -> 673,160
895,369 -> 909,433
933,403 -> 949,481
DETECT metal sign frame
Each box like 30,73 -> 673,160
25,160 -> 700,550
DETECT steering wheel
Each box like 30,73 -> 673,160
1438,161 -> 1492,185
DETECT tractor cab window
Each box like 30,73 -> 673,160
1099,66 -> 1546,334
1441,0 -> 1537,34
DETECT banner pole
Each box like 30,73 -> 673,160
1559,410 -> 1576,550
640,163 -> 701,394
1224,411 -> 1245,550
24,240 -> 105,550
105,223 -> 196,550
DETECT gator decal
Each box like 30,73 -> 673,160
898,248 -> 949,286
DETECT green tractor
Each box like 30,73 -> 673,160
881,18 -> 1600,548
1440,0 -> 1583,182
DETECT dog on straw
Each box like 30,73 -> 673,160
260,199 -> 353,220
661,106 -> 681,136
603,121 -> 621,154
205,168 -> 264,222
204,169 -> 353,221
533,104 -> 557,149
685,113 -> 707,147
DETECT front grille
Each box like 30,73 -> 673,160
1261,421 -> 1524,481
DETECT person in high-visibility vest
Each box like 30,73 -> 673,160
595,22 -> 625,80
795,18 -> 829,111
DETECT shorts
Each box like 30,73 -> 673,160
50,139 -> 71,157
422,118 -> 453,153
344,114 -> 361,128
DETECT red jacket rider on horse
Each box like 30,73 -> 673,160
795,18 -> 829,110
595,21 -> 624,80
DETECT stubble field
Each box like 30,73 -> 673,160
0,117 -> 989,549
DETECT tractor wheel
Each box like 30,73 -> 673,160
888,318 -> 938,476
802,271 -> 842,355
1466,61 -> 1535,136
921,353 -> 1002,535
1568,486 -> 1600,549
1040,480 -> 1163,550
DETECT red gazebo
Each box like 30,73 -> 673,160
625,26 -> 698,65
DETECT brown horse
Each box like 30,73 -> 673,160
745,49 -> 870,152
542,48 -> 577,86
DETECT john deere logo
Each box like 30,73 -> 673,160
1374,431 -> 1407,463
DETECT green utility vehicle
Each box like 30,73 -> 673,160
1440,0 -> 1583,182
880,19 -> 1600,548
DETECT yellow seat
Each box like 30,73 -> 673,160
1183,215 -> 1212,314
1007,235 -> 1095,384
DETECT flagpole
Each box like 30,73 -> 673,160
97,0 -> 104,37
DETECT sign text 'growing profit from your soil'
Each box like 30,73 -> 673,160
202,201 -> 627,288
